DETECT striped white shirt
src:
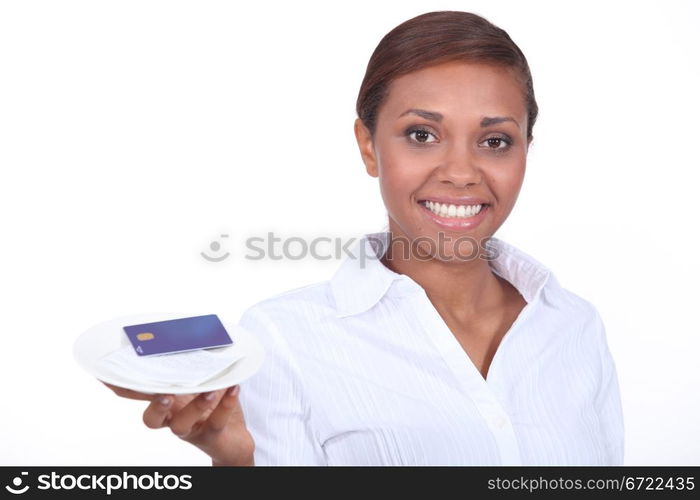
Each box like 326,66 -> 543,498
237,231 -> 625,465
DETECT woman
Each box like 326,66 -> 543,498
106,10 -> 624,466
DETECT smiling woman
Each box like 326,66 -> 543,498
234,10 -> 624,465
108,10 -> 624,466
354,59 -> 534,380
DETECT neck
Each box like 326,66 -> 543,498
379,226 -> 505,319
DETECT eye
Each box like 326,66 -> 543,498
405,127 -> 438,144
480,136 -> 512,151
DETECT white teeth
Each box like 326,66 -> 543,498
422,201 -> 484,218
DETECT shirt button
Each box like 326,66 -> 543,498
492,416 -> 508,429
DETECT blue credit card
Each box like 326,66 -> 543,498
122,314 -> 233,357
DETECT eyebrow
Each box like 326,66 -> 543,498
398,108 -> 520,129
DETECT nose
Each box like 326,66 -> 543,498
436,141 -> 482,188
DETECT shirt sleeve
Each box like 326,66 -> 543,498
236,303 -> 327,466
591,309 -> 625,465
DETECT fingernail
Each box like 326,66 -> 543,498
204,391 -> 216,401
227,385 -> 239,397
159,397 -> 171,406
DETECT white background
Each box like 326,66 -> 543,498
1,0 -> 698,465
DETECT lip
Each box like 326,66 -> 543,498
417,199 -> 490,230
417,196 -> 490,206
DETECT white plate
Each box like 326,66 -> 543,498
73,312 -> 265,395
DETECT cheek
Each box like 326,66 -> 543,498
488,161 -> 526,202
377,149 -> 426,204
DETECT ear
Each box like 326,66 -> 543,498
354,118 -> 378,178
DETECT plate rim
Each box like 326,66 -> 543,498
73,312 -> 265,395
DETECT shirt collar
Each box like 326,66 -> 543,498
330,231 -> 552,318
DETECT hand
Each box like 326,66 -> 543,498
103,382 -> 255,466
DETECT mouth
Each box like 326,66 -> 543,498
417,199 -> 490,219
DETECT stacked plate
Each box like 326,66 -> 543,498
73,312 -> 265,395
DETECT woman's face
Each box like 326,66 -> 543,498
355,60 -> 532,262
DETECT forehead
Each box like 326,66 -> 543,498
382,60 -> 525,119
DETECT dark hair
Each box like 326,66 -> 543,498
356,11 -> 538,141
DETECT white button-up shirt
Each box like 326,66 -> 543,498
237,231 -> 625,465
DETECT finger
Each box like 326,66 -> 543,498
169,390 -> 226,437
142,393 -> 176,429
205,385 -> 244,433
102,381 -> 155,402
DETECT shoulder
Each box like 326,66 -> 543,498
544,275 -> 600,322
538,273 -> 609,356
490,237 -> 602,328
495,235 -> 608,346
237,279 -> 337,343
